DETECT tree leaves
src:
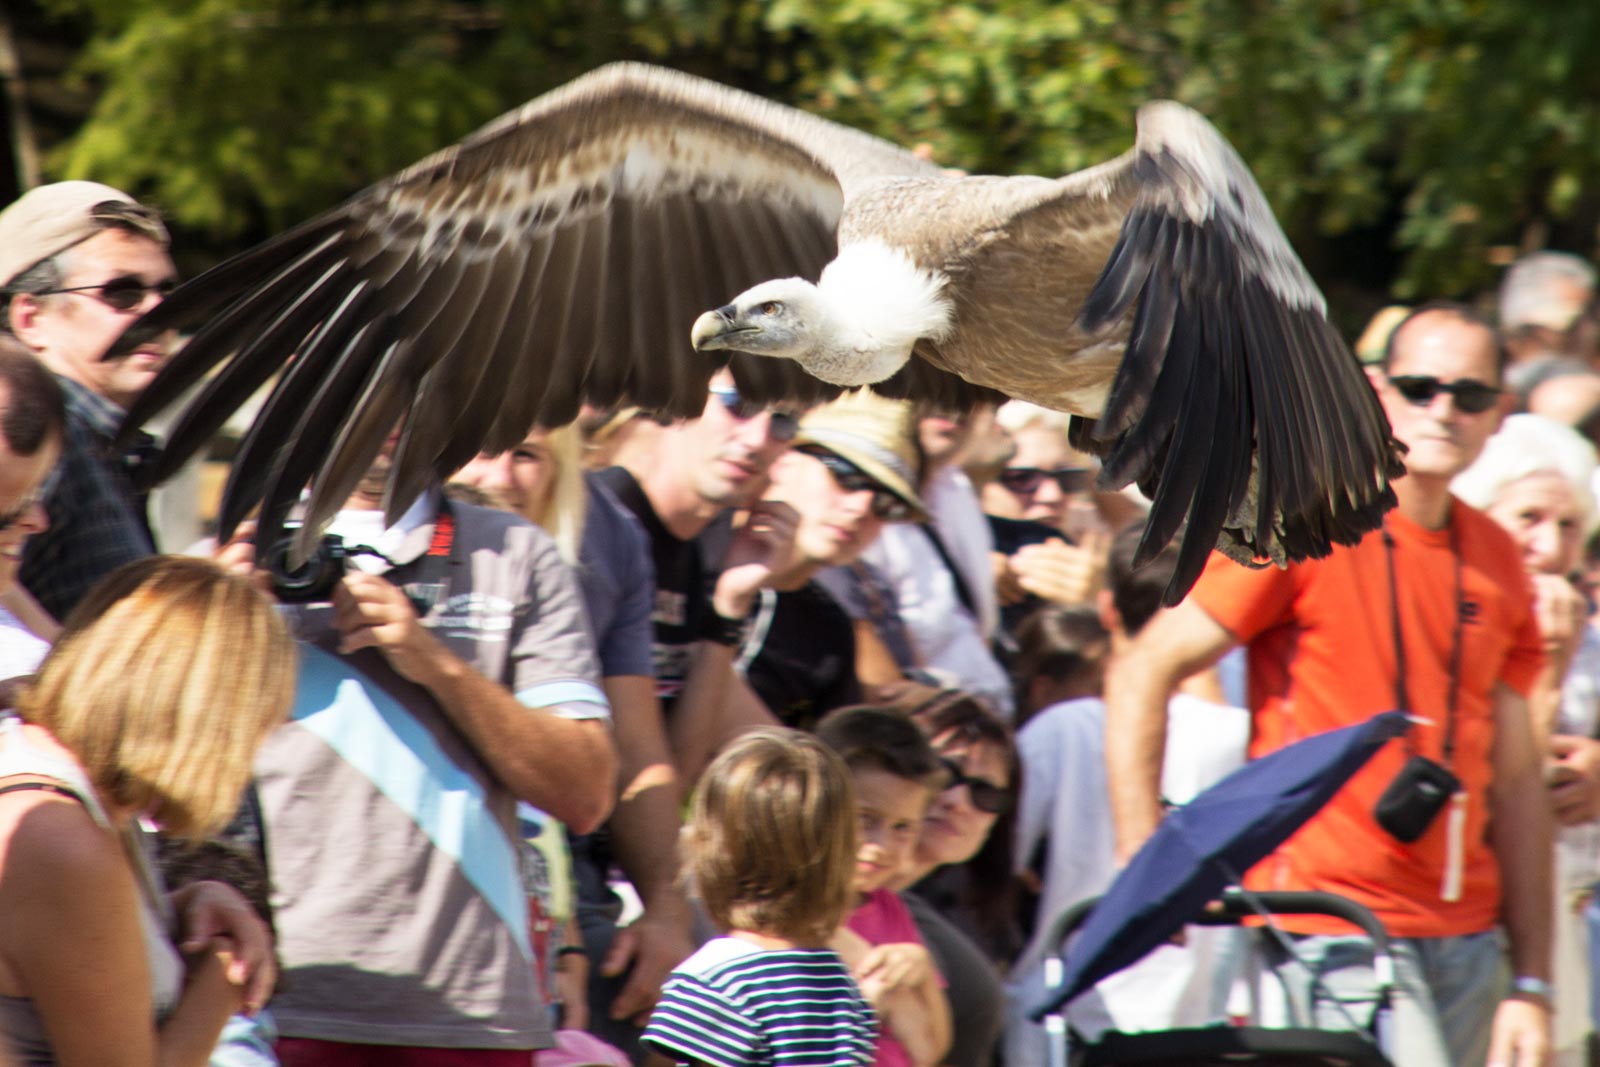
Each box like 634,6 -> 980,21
29,0 -> 1600,300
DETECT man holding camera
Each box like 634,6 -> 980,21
235,447 -> 617,1065
1107,304 -> 1553,1067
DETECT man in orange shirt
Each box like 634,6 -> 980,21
1107,303 -> 1553,1067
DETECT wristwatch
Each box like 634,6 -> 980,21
1511,976 -> 1554,1003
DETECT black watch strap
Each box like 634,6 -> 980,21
702,609 -> 746,647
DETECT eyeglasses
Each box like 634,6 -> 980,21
997,465 -> 1093,496
939,756 -> 1011,815
1387,375 -> 1501,415
32,274 -> 177,313
708,385 -> 800,442
0,467 -> 57,533
800,447 -> 917,522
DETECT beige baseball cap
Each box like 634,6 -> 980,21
0,181 -> 168,288
793,389 -> 928,522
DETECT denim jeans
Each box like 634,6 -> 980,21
1253,928 -> 1508,1067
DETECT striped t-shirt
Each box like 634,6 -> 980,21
643,937 -> 876,1067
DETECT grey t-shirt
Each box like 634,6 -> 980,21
257,501 -> 608,1049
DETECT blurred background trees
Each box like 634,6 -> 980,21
4,0 -> 1599,327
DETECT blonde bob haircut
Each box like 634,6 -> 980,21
18,555 -> 297,840
536,423 -> 588,566
688,729 -> 857,946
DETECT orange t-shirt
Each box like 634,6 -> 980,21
1190,502 -> 1543,937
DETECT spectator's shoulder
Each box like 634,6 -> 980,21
583,476 -> 649,552
451,500 -> 559,555
1452,495 -> 1525,563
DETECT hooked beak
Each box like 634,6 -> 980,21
691,305 -> 752,352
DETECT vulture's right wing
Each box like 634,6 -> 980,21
932,102 -> 1403,602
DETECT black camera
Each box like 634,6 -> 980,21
266,533 -> 354,603
1374,754 -> 1461,843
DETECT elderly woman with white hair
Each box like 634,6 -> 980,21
1455,413 -> 1598,738
1456,412 -> 1600,1066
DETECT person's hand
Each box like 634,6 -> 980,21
712,501 -> 799,619
1010,531 -> 1111,606
180,942 -> 251,1019
1547,734 -> 1600,826
170,880 -> 275,1015
332,571 -> 447,685
211,520 -> 278,598
1531,574 -> 1587,682
853,942 -> 935,1005
554,948 -> 590,1031
1486,993 -> 1551,1067
601,906 -> 696,1025
991,551 -> 1028,606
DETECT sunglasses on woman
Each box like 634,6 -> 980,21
799,447 -> 917,522
997,465 -> 1092,496
939,756 -> 1011,815
32,274 -> 178,313
1386,375 -> 1501,415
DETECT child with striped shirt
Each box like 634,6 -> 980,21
642,730 -> 875,1067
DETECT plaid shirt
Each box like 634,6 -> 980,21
20,376 -> 157,620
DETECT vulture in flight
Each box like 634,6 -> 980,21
113,61 -> 1402,602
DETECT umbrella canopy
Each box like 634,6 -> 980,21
1032,710 -> 1409,1019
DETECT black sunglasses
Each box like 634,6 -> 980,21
708,385 -> 799,442
34,274 -> 177,313
800,447 -> 917,522
997,465 -> 1093,496
1387,375 -> 1501,415
939,756 -> 1011,815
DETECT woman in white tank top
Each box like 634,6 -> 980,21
0,557 -> 296,1067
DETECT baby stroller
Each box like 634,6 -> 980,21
1029,713 -> 1411,1066
1038,887 -> 1397,1066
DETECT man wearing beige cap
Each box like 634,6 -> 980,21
0,180 -> 176,619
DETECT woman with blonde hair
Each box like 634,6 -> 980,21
0,555 -> 296,1066
451,423 -> 588,564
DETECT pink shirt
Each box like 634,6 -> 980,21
847,889 -> 928,1067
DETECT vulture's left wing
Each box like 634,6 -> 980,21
110,63 -> 942,555
930,102 -> 1403,603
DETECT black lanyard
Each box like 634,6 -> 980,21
1382,520 -> 1464,766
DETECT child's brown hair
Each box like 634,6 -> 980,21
688,729 -> 858,945
815,705 -> 946,789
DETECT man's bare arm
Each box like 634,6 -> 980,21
1104,599 -> 1237,864
597,673 -> 695,1022
333,571 -> 617,832
1485,681 -> 1555,1067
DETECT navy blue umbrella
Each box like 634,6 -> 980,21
1032,710 -> 1410,1019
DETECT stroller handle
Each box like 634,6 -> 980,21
1046,887 -> 1392,958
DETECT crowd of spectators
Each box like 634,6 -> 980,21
2,177 -> 1600,1067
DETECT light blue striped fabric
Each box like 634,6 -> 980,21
292,645 -> 530,955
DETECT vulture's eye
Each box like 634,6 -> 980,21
759,301 -> 783,316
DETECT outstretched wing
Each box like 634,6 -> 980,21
113,62 -> 940,556
919,101 -> 1402,603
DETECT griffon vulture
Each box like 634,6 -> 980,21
111,62 -> 1402,602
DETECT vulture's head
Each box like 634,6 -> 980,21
690,278 -> 824,362
690,274 -> 919,386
